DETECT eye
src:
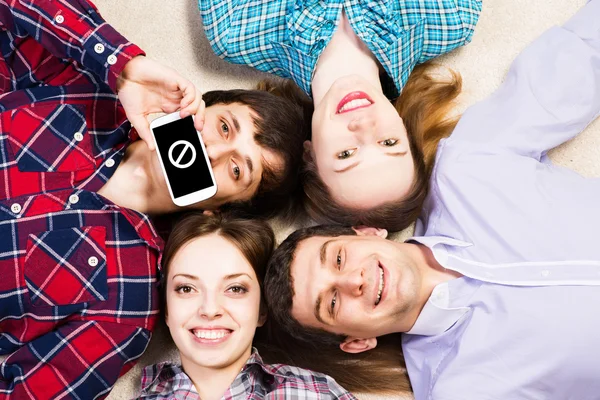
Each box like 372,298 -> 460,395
336,250 -> 342,269
231,161 -> 240,180
336,148 -> 356,160
330,292 -> 337,314
175,285 -> 193,294
379,138 -> 398,147
221,121 -> 230,137
227,285 -> 247,294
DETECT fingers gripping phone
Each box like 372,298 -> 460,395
150,112 -> 217,207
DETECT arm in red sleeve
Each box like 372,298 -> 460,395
0,0 -> 145,92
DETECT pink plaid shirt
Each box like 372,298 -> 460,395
139,349 -> 357,400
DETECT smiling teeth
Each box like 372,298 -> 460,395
339,98 -> 372,113
376,266 -> 384,305
192,330 -> 229,340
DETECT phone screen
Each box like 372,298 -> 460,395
153,116 -> 214,199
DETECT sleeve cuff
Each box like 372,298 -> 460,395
81,23 -> 146,92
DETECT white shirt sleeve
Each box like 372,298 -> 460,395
449,0 -> 600,159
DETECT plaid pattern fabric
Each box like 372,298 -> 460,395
139,349 -> 358,399
200,0 -> 482,97
0,1 -> 162,399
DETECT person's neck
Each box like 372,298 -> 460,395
416,243 -> 462,293
399,243 -> 462,332
183,348 -> 252,400
97,141 -> 174,215
311,11 -> 382,107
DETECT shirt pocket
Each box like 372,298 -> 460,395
24,226 -> 108,308
8,102 -> 96,173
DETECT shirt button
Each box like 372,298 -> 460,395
88,256 -> 99,267
74,132 -> 84,142
105,159 -> 115,168
325,21 -> 335,29
107,54 -> 118,65
94,43 -> 105,54
55,14 -> 64,24
11,203 -> 21,214
69,194 -> 79,204
541,270 -> 550,277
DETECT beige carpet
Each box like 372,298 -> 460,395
6,0 -> 599,399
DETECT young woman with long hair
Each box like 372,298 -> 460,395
199,1 -> 481,231
138,212 -> 356,399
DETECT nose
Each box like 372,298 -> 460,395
205,141 -> 231,166
198,291 -> 223,320
347,114 -> 376,134
338,268 -> 364,297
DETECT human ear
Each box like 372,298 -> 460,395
257,305 -> 268,328
303,140 -> 314,163
352,226 -> 388,239
339,337 -> 378,354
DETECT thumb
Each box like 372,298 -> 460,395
129,114 -> 155,151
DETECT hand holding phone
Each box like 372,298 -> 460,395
150,112 -> 217,207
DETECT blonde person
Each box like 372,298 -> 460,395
200,0 -> 482,231
138,213 -> 356,400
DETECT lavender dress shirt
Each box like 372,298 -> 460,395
402,1 -> 600,399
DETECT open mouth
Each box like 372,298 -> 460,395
336,91 -> 374,114
190,328 -> 232,343
375,264 -> 385,306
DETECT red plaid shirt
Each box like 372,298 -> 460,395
0,1 -> 162,399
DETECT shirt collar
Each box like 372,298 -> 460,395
140,348 -> 282,395
407,235 -> 472,266
403,236 -> 472,336
406,282 -> 470,336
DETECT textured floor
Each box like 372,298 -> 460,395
53,0 -> 600,398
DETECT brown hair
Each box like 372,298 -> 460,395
302,63 -> 462,231
203,80 -> 311,220
262,225 -> 411,395
159,212 -> 275,314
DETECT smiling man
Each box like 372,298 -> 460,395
264,1 -> 600,398
0,1 -> 306,399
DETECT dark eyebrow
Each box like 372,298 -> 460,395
172,273 -> 198,280
227,111 -> 241,132
314,293 -> 326,324
334,161 -> 359,174
224,273 -> 252,281
320,239 -> 332,264
245,156 -> 254,176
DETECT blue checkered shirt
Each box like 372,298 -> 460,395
200,0 -> 482,97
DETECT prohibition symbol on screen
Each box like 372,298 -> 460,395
168,140 -> 197,169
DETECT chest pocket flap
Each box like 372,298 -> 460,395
8,102 -> 96,172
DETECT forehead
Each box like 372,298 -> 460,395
290,235 -> 333,328
326,159 -> 413,209
168,234 -> 257,281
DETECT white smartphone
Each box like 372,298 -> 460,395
150,112 -> 217,207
